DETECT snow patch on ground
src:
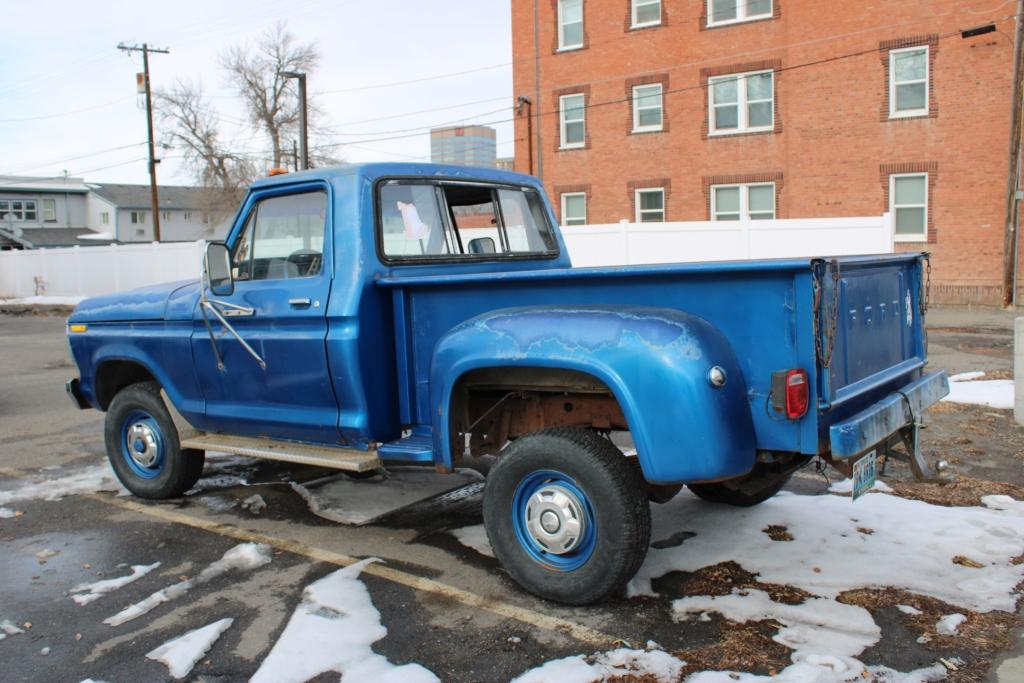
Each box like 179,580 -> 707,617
0,463 -> 126,506
942,376 -> 1014,409
512,647 -> 685,683
630,490 -> 1024,613
686,656 -> 947,683
897,604 -> 923,616
0,620 -> 25,641
674,589 -> 880,658
0,507 -> 17,518
70,562 -> 161,606
250,558 -> 439,683
828,478 -> 893,494
451,524 -> 493,558
948,371 -> 987,382
146,618 -> 233,679
104,543 -> 271,627
935,613 -> 967,636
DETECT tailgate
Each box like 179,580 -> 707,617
817,254 -> 926,407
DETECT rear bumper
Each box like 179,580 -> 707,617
829,370 -> 949,459
66,378 -> 91,410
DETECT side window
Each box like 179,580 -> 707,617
230,190 -> 327,281
380,184 -> 450,256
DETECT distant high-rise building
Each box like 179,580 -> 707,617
430,125 -> 497,168
495,157 -> 515,172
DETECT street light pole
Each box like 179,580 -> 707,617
281,72 -> 309,170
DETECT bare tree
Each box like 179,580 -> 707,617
220,22 -> 319,168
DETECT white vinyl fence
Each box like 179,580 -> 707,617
0,214 -> 894,299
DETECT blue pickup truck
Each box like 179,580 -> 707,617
66,163 -> 948,604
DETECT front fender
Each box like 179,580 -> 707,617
430,306 -> 756,484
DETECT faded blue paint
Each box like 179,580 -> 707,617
66,162 -> 940,486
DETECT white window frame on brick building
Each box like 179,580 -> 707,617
559,93 -> 586,149
711,183 -> 775,220
889,46 -> 929,119
708,70 -> 773,135
632,84 -> 664,132
707,0 -> 772,27
557,0 -> 584,51
561,192 -> 587,226
635,188 -> 665,222
890,173 -> 928,242
631,0 -> 661,28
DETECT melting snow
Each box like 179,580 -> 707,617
828,478 -> 893,494
935,613 -> 967,636
250,558 -> 439,683
104,543 -> 270,627
942,372 -> 1014,410
70,562 -> 161,606
146,618 -> 233,679
0,507 -> 17,518
451,524 -> 494,558
512,648 -> 685,683
0,463 -> 126,505
0,620 -> 25,641
897,604 -> 923,616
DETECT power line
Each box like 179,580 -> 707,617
0,96 -> 136,124
1,142 -> 148,176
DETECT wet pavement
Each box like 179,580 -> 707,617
0,309 -> 1021,682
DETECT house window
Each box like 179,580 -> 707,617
557,0 -> 584,50
42,199 -> 57,222
712,183 -> 776,220
890,173 -> 927,241
635,188 -> 665,222
130,211 -> 146,224
0,199 -> 37,221
632,0 -> 661,27
707,0 -> 772,27
561,193 -> 587,226
101,212 -> 110,225
162,211 -> 171,221
889,46 -> 928,118
632,84 -> 664,132
136,228 -> 146,236
709,70 -> 773,135
184,211 -> 192,222
559,93 -> 586,148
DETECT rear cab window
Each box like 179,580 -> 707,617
378,180 -> 558,262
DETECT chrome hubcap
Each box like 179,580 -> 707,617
125,422 -> 159,467
524,484 -> 588,555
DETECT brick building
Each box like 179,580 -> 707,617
511,0 -> 1021,304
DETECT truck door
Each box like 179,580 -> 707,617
191,184 -> 340,444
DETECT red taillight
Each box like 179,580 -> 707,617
785,369 -> 809,419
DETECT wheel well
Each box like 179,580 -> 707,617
95,360 -> 157,410
448,367 -> 629,463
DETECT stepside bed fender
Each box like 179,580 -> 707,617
429,306 -> 757,484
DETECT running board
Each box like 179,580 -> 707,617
180,433 -> 381,472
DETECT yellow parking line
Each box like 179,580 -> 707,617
0,467 -> 614,646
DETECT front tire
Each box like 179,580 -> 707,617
483,428 -> 650,605
104,382 -> 205,499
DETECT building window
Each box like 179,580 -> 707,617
889,46 -> 928,118
559,93 -> 586,148
709,70 -> 773,135
557,0 -> 584,50
130,210 -> 146,224
136,228 -> 146,236
184,211 -> 192,222
890,173 -> 927,241
635,188 -> 665,222
712,183 -> 775,220
0,199 -> 37,221
101,212 -> 110,225
162,211 -> 171,221
632,0 -> 661,27
707,0 -> 772,27
632,84 -> 664,132
561,192 -> 587,226
42,199 -> 57,222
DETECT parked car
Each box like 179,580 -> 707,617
66,163 -> 948,604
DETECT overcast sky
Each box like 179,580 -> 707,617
0,0 -> 514,185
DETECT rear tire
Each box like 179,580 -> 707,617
104,382 -> 205,499
688,460 -> 800,507
483,428 -> 650,605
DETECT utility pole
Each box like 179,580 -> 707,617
1002,3 -> 1024,308
292,140 -> 299,172
117,42 -> 169,241
281,72 -> 309,170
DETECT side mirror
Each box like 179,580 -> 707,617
205,242 -> 234,296
467,237 -> 496,254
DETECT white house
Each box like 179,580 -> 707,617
88,184 -> 234,243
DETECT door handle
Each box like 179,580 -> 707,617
288,297 -> 312,308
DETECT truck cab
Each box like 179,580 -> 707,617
66,163 -> 948,604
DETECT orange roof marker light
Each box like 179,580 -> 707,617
268,168 -> 289,177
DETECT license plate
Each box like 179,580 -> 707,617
852,450 -> 877,501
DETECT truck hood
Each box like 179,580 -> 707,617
68,280 -> 198,323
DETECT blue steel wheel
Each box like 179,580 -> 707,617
104,381 -> 205,500
511,470 -> 597,571
120,409 -> 166,479
483,427 -> 651,605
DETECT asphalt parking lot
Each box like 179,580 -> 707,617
0,307 -> 1021,682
